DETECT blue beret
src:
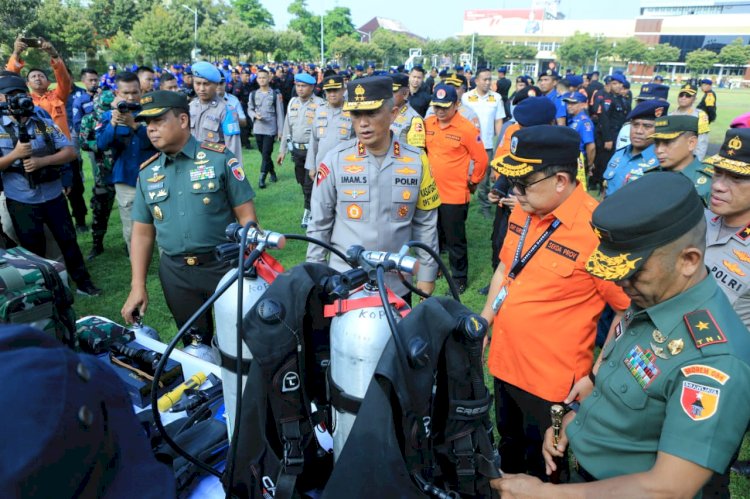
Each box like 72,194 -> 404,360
0,324 -> 175,497
565,75 -> 583,87
653,75 -> 664,81
172,63 -> 183,70
627,99 -> 670,121
700,78 -> 713,85
516,75 -> 530,85
561,91 -> 587,103
309,64 -> 316,70
513,96 -> 557,127
294,72 -> 316,85
154,66 -> 162,73
369,63 -> 376,68
108,64 -> 116,71
191,61 -> 222,83
604,75 -> 613,83
623,80 -> 631,89
498,66 -> 508,73
184,65 -> 192,75
454,64 -> 463,70
438,69 -> 450,77
355,65 -> 364,71
611,73 -> 627,84
638,83 -> 669,101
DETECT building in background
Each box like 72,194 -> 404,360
461,0 -> 750,84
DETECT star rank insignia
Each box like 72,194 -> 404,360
684,310 -> 727,349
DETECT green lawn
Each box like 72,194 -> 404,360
72,110 -> 749,492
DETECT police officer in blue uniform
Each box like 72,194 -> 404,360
563,91 -> 595,174
0,75 -> 101,296
602,99 -> 666,196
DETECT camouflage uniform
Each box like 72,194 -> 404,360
79,92 -> 116,256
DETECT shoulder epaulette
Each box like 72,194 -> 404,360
737,223 -> 750,241
201,142 -> 226,153
140,153 -> 161,170
684,310 -> 727,349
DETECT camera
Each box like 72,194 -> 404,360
116,101 -> 142,113
0,94 -> 35,118
20,37 -> 42,48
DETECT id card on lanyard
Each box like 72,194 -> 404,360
492,215 -> 561,312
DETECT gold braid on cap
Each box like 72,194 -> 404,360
704,156 -> 750,176
585,249 -> 642,280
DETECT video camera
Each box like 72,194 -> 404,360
116,101 -> 142,113
0,94 -> 35,119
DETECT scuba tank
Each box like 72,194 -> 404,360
328,246 -> 416,460
213,267 -> 270,436
329,283 -> 407,459
182,328 -> 218,363
130,309 -> 160,341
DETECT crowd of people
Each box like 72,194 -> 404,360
0,32 -> 749,497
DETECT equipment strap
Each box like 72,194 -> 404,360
448,394 -> 492,421
0,262 -> 25,291
210,336 -> 251,374
326,368 -> 362,415
323,287 -> 410,318
255,253 -> 284,285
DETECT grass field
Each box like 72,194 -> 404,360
70,87 -> 749,492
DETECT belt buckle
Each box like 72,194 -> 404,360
185,256 -> 198,266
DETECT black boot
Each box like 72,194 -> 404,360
259,173 -> 267,189
87,237 -> 104,261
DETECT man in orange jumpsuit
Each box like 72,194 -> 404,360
425,83 -> 488,293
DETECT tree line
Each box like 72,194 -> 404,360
2,0 -> 748,76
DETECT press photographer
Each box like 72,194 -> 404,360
0,74 -> 101,296
96,71 -> 156,255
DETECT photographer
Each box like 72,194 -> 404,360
96,72 -> 156,255
0,75 -> 101,296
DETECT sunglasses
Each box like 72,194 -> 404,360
509,173 -> 557,195
678,92 -> 694,98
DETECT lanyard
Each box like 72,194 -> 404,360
509,215 -> 561,279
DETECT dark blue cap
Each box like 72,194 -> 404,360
562,91 -> 587,103
369,63 -> 376,68
495,125 -> 580,176
623,80 -> 631,89
539,68 -> 559,79
355,64 -> 364,71
430,83 -> 458,107
516,75 -> 530,85
513,96 -> 557,127
653,74 -> 664,81
604,75 -> 613,83
611,73 -> 627,84
700,78 -> 713,85
626,99 -> 669,121
498,66 -> 508,73
0,325 -> 175,497
438,69 -> 449,77
172,63 -> 183,70
638,83 -> 669,101
184,65 -> 192,75
565,75 -> 583,87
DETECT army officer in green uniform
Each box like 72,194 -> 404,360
649,115 -> 712,206
121,91 -> 257,345
493,172 -> 750,497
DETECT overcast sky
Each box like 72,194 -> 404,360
260,0 -> 641,39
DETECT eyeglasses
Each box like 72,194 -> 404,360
678,92 -> 694,98
509,173 -> 557,195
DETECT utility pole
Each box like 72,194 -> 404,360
182,5 -> 198,61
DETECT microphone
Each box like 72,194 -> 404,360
225,222 -> 286,249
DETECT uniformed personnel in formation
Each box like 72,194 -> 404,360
704,129 -> 750,328
121,91 -> 257,346
304,74 -> 354,182
277,72 -> 325,228
306,76 -> 440,301
495,172 -> 750,497
389,73 -> 426,149
650,115 -> 712,205
188,62 -> 243,169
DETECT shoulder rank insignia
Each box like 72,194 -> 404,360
684,310 -> 727,349
140,152 -> 161,170
737,223 -> 750,241
201,142 -> 226,153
